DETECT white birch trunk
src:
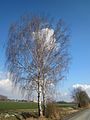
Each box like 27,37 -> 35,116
38,76 -> 43,116
39,85 -> 43,116
43,89 -> 46,116
42,78 -> 46,116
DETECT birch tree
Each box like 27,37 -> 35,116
6,15 -> 70,116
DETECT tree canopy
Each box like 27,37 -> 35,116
6,15 -> 70,116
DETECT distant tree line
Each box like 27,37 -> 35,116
0,95 -> 7,101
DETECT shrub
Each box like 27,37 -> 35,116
45,103 -> 61,119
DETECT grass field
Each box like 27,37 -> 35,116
57,103 -> 77,108
0,101 -> 78,120
0,101 -> 38,111
0,101 -> 76,111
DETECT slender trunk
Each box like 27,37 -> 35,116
38,74 -> 43,116
42,77 -> 46,116
43,90 -> 46,116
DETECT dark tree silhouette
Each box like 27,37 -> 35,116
72,87 -> 90,107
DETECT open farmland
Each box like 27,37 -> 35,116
0,101 -> 77,111
0,101 -> 79,120
0,101 -> 38,111
57,103 -> 77,108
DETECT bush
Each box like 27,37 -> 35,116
45,103 -> 61,119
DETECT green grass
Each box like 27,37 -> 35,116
0,101 -> 76,112
0,101 -> 38,111
56,103 -> 77,108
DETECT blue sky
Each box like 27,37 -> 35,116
0,0 -> 90,101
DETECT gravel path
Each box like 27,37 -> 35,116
67,109 -> 90,120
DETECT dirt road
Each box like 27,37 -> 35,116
67,109 -> 90,120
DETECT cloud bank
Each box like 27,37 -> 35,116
73,84 -> 90,97
0,79 -> 22,99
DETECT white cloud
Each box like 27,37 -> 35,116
73,84 -> 90,97
0,79 -> 22,99
41,28 -> 55,44
73,84 -> 90,90
55,91 -> 72,102
60,92 -> 68,97
32,28 -> 56,50
0,72 -> 9,80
